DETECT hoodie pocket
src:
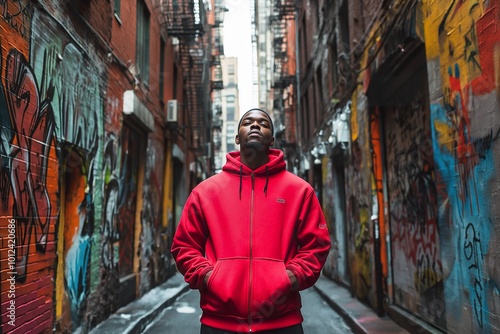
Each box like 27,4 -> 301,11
201,258 -> 250,319
250,258 -> 296,319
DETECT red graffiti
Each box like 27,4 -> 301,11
471,0 -> 500,96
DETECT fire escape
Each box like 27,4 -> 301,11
159,0 -> 216,160
270,0 -> 296,154
210,0 -> 225,164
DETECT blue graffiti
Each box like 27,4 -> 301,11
65,192 -> 93,325
430,103 -> 494,333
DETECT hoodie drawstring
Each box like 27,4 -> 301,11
239,165 -> 243,200
238,165 -> 269,199
263,166 -> 269,197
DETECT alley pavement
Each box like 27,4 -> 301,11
89,272 -> 410,334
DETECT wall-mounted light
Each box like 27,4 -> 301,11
311,145 -> 324,165
336,112 -> 350,145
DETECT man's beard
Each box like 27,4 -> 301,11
242,141 -> 267,151
240,141 -> 269,161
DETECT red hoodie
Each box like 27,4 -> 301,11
171,149 -> 331,332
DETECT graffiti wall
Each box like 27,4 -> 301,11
1,1 -> 174,332
343,1 -> 500,332
423,0 -> 500,332
383,93 -> 445,330
321,158 -> 337,279
139,134 -> 171,296
30,7 -> 106,331
0,2 -> 58,333
345,90 -> 376,306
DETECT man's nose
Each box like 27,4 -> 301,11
250,121 -> 260,128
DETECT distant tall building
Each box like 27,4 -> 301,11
214,56 -> 240,172
253,0 -> 298,168
254,0 -> 273,113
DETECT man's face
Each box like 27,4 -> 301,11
235,110 -> 274,149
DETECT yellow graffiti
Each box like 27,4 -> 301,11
353,207 -> 372,299
423,0 -> 485,84
434,119 -> 454,152
352,251 -> 372,300
414,268 -> 441,294
351,89 -> 359,141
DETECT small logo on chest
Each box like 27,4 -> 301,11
276,198 -> 285,204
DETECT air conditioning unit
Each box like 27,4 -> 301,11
166,100 -> 178,123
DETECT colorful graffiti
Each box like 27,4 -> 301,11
0,0 -> 174,332
347,138 -> 374,303
384,95 -> 445,328
139,141 -> 164,294
424,0 -> 500,332
34,36 -> 102,325
0,3 -> 57,333
0,47 -> 55,282
28,9 -> 104,329
102,135 -> 120,271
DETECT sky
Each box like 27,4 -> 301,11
223,0 -> 255,113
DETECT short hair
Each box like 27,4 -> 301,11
237,108 -> 274,135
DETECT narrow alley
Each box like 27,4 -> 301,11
1,0 -> 499,334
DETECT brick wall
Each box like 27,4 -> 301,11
0,0 -> 179,332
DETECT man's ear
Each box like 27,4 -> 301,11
235,135 -> 240,145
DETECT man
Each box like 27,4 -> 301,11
171,108 -> 331,333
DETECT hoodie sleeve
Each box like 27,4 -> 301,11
286,190 -> 331,291
171,192 -> 213,290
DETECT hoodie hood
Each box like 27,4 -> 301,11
223,148 -> 286,176
223,148 -> 287,199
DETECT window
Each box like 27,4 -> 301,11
136,0 -> 150,85
226,106 -> 235,120
339,1 -> 350,53
226,95 -> 235,103
226,126 -> 235,152
228,64 -> 235,75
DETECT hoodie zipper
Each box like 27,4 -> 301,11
248,172 -> 255,332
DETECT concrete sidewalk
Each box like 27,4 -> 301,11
314,276 -> 409,334
89,272 -> 410,334
88,272 -> 190,334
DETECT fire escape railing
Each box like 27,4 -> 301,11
210,0 -> 226,170
160,0 -> 206,36
211,11 -> 224,93
271,0 -> 296,145
271,0 -> 296,91
158,0 -> 212,154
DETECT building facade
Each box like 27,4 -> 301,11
254,0 -> 298,170
0,0 -> 223,333
213,56 -> 240,172
266,0 -> 500,333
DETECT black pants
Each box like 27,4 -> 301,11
200,324 -> 304,334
